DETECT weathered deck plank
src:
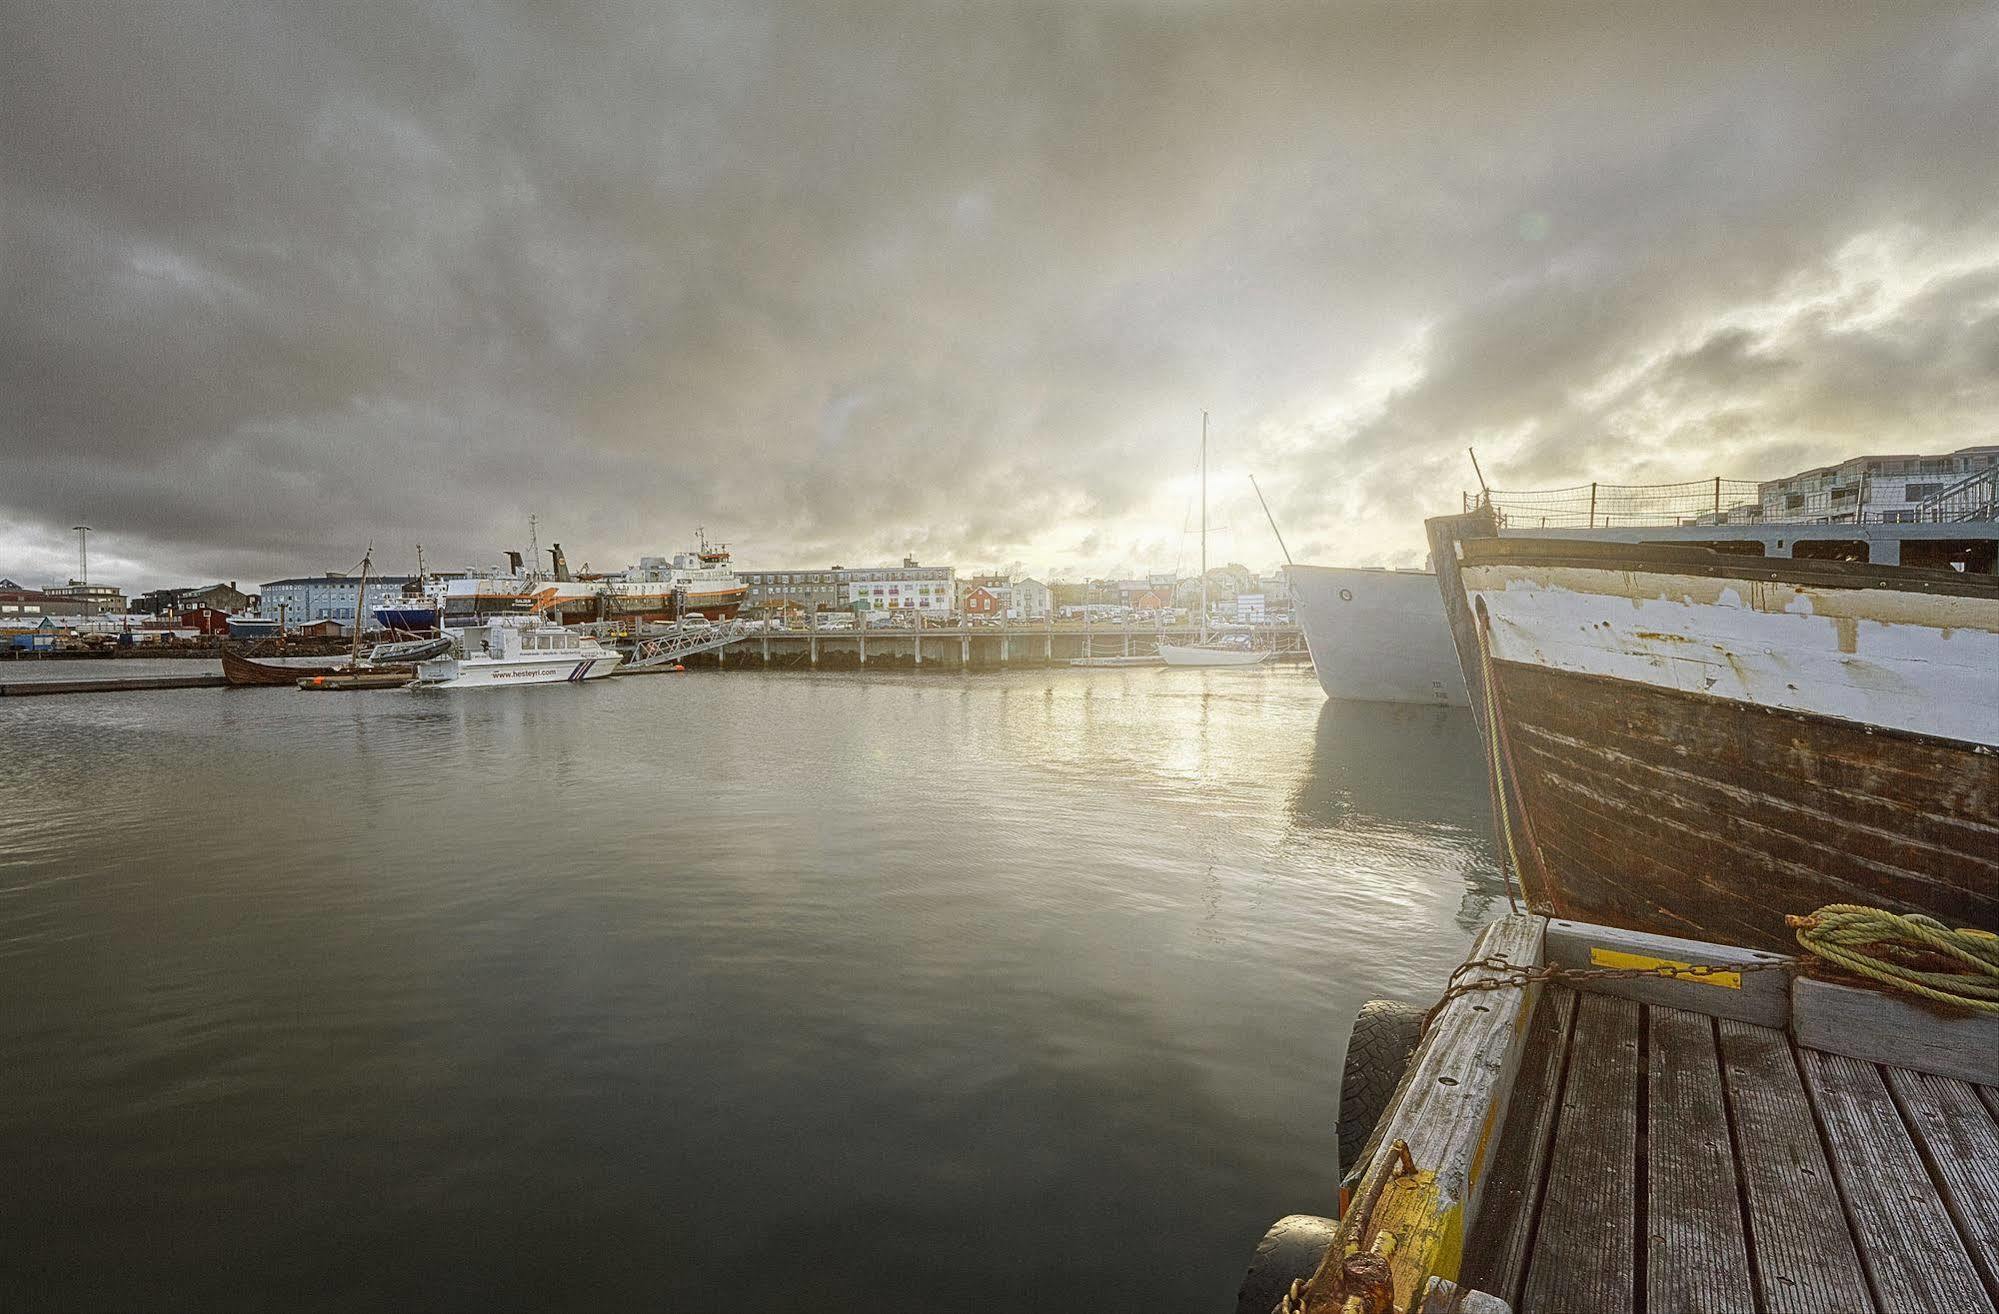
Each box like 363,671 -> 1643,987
1800,1050 -> 1996,1313
1458,985 -> 1576,1309
1883,1066 -> 1999,1304
1543,919 -> 1791,1027
1793,976 -> 1999,1087
1645,1006 -> 1755,1314
1714,1018 -> 1874,1313
1520,992 -> 1639,1314
1328,915 -> 1546,1312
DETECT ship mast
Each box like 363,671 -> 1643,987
1199,411 -> 1208,643
350,545 -> 372,670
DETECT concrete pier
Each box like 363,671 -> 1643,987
0,674 -> 230,696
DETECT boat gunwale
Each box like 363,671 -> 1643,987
1458,535 -> 1999,601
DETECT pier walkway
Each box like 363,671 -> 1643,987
616,619 -> 1309,669
1239,914 -> 1999,1314
1464,982 -> 1998,1314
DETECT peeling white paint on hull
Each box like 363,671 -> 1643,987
1463,563 -> 1999,749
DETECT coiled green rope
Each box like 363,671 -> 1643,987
1788,904 -> 1999,1015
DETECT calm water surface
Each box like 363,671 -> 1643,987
0,666 -> 1501,1311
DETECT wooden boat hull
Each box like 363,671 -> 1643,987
220,646 -> 342,686
1426,516 -> 1999,951
296,670 -> 413,691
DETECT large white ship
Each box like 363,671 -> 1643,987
1288,564 -> 1468,705
411,617 -> 622,688
595,539 -> 746,623
438,537 -> 745,626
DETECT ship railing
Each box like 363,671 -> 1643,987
1466,470 -> 1999,528
1910,466 -> 1999,523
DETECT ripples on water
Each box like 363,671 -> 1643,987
0,666 -> 1500,1311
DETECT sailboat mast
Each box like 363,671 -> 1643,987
1199,411 -> 1208,641
350,546 -> 372,669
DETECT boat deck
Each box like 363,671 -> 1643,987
1463,984 -> 1999,1314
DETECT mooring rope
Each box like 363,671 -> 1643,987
1475,609 -> 1525,915
1788,904 -> 1999,1014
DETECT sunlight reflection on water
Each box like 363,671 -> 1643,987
0,665 -> 1499,1310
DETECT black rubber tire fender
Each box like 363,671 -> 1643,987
1337,998 -> 1427,1173
1235,1213 -> 1336,1314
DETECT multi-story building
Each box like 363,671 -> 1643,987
739,568 -> 841,614
0,579 -> 63,624
260,574 -> 418,628
1747,446 -> 1999,524
1010,578 -> 1053,621
741,558 -> 954,614
41,581 -> 126,616
133,582 -> 253,616
840,559 -> 954,613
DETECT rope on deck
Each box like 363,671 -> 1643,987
1788,905 -> 1999,1014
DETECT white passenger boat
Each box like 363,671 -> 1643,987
411,618 -> 622,688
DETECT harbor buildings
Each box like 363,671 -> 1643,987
260,574 -> 418,628
133,583 -> 252,616
1010,578 -> 1053,621
41,581 -> 127,615
0,580 -> 70,620
1754,444 -> 1999,522
740,559 -> 954,614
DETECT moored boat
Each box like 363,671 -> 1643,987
411,618 -> 622,688
1158,639 -> 1270,667
1426,509 -> 1999,951
220,645 -> 345,686
1287,564 -> 1466,705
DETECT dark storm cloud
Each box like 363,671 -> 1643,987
4,2 -> 1997,586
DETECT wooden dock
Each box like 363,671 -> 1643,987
1238,915 -> 1999,1314
0,674 -> 229,696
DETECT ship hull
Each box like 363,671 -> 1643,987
411,652 -> 622,688
1426,524 -> 1999,951
599,588 -> 745,622
1288,564 -> 1469,706
372,606 -> 441,633
1158,644 -> 1271,667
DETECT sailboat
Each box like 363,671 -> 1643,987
1160,414 -> 1272,668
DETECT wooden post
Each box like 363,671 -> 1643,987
1588,481 -> 1598,528
808,608 -> 818,667
1713,475 -> 1722,521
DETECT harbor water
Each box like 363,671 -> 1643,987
0,666 -> 1501,1310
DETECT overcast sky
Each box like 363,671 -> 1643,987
5,2 -> 1997,590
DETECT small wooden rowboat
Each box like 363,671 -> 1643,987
220,645 -> 343,686
296,670 -> 413,691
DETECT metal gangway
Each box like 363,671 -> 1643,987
619,619 -> 753,671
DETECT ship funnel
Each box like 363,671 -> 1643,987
505,550 -> 524,573
549,543 -> 571,581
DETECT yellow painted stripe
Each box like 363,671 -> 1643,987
1590,947 -> 1741,989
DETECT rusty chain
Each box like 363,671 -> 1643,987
1420,953 -> 1794,1033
